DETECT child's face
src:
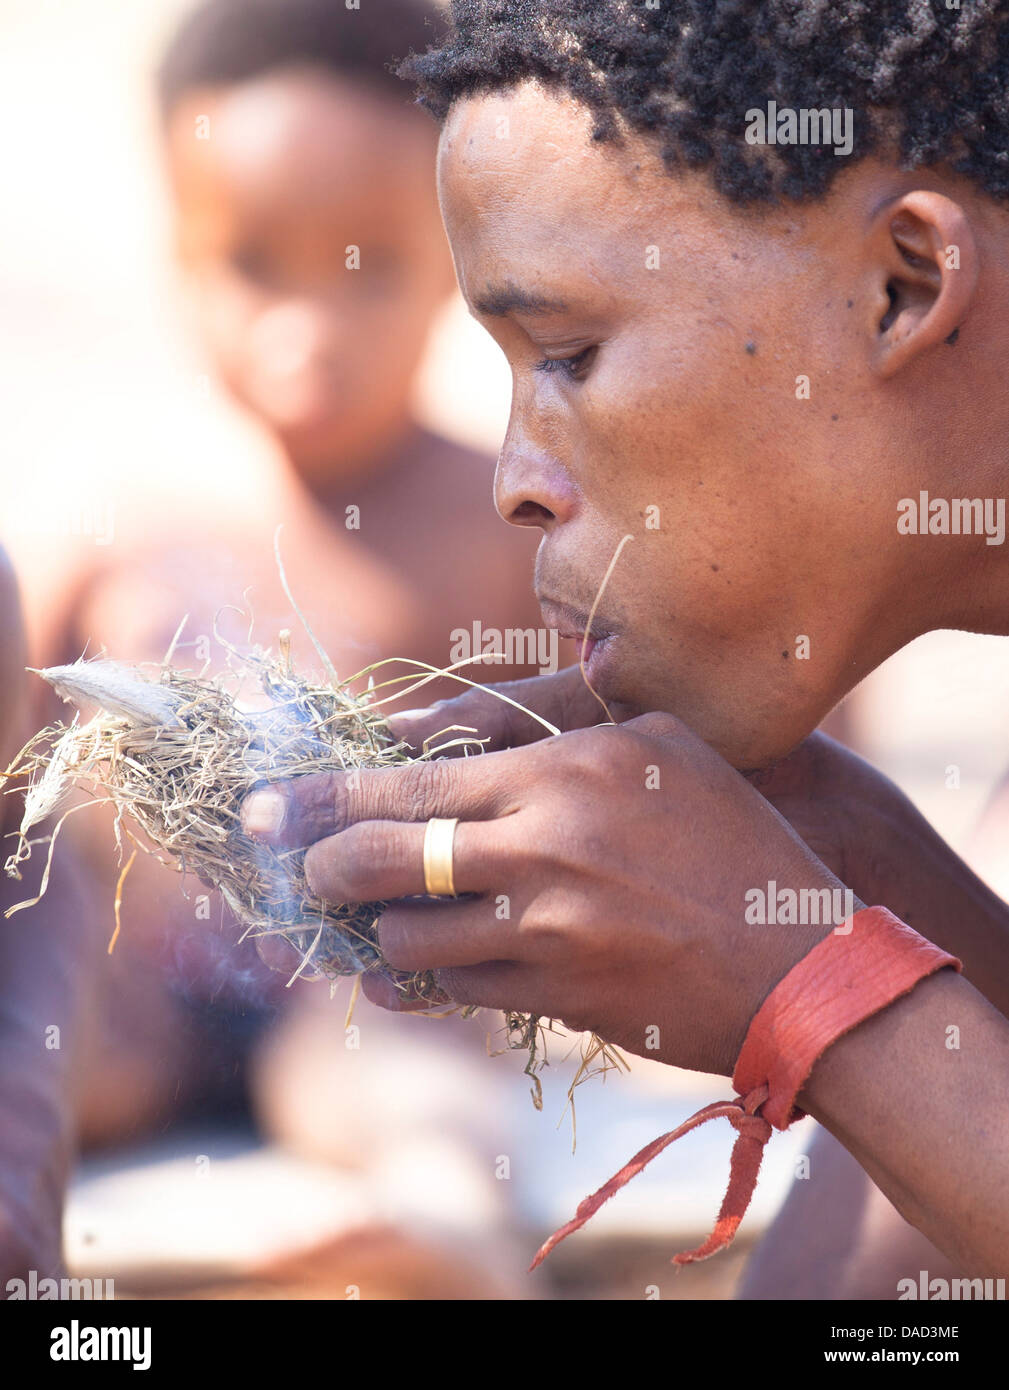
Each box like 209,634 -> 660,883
166,70 -> 453,485
438,83 -> 974,768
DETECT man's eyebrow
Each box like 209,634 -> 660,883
471,283 -> 569,317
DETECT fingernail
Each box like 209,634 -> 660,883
242,789 -> 286,837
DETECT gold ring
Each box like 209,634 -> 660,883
423,817 -> 459,898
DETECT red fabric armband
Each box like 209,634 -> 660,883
530,906 -> 960,1272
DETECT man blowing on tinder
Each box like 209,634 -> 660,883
242,1 -> 1009,1295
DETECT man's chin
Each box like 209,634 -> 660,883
597,675 -> 802,770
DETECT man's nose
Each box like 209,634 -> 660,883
495,427 -> 578,531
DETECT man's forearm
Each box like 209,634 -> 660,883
853,794 -> 1009,1017
799,969 -> 1009,1277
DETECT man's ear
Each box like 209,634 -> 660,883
867,190 -> 979,379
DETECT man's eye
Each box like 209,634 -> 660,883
533,346 -> 597,382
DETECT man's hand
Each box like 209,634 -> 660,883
243,712 -> 849,1078
393,678 -> 1009,998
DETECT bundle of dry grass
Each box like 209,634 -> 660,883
1,614 -> 625,1110
0,633 -> 470,998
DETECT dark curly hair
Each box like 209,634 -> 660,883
400,0 -> 1009,204
158,0 -> 445,122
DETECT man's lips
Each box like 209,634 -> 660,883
538,598 -> 615,646
538,598 -> 622,674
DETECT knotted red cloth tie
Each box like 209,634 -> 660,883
530,906 -> 961,1271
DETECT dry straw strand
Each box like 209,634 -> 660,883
1,640 -> 444,996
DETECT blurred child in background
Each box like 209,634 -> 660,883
20,0 -> 546,1292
